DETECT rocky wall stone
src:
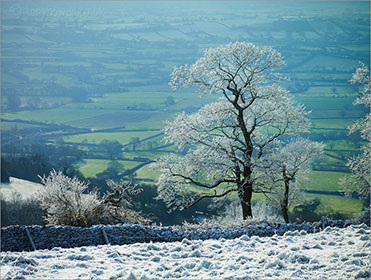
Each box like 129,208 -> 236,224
1,223 -> 322,252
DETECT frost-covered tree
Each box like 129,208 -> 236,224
154,42 -> 310,219
340,62 -> 370,205
258,138 -> 324,223
38,170 -> 149,226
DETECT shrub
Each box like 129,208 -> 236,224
38,170 -> 150,227
291,199 -> 321,222
183,201 -> 284,229
350,206 -> 370,226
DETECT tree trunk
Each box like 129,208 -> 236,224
240,185 -> 253,220
234,105 -> 254,220
281,203 -> 289,224
282,172 -> 290,223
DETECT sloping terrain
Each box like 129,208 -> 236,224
1,224 -> 369,279
0,177 -> 43,200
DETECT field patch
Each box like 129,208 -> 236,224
309,109 -> 364,119
66,110 -> 158,129
296,96 -> 356,111
304,171 -> 349,192
302,86 -> 354,97
135,165 -> 159,183
311,119 -> 355,130
0,177 -> 43,200
77,159 -> 142,178
305,193 -> 363,218
299,55 -> 359,71
1,121 -> 42,131
157,30 -> 194,41
2,108 -> 116,125
65,131 -> 160,145
135,32 -> 172,42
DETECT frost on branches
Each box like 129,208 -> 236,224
38,170 -> 149,227
340,62 -> 371,203
258,138 -> 324,223
154,42 -> 313,220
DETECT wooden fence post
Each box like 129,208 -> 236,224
101,228 -> 110,245
25,227 -> 36,251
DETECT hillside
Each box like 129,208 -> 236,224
1,1 -> 370,220
1,224 -> 370,279
0,177 -> 43,200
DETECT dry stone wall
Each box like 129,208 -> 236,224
1,223 -> 322,252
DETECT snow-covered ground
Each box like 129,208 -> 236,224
0,177 -> 43,200
1,224 -> 370,280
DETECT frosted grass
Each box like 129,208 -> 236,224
1,224 -> 370,280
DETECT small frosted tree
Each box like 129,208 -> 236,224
258,138 -> 324,223
39,170 -> 148,227
340,62 -> 370,206
154,42 -> 310,220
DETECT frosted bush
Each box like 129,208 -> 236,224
184,201 -> 284,229
250,201 -> 285,224
38,170 -> 149,227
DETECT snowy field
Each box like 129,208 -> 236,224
0,177 -> 43,200
1,224 -> 370,280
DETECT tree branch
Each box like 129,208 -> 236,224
183,188 -> 238,210
171,173 -> 236,189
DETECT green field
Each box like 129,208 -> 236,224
78,159 -> 143,178
295,96 -> 358,111
311,119 -> 356,130
65,131 -> 161,145
305,171 -> 349,192
3,108 -> 117,125
305,193 -> 363,218
135,165 -> 160,181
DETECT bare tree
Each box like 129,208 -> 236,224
340,62 -> 370,205
258,138 -> 324,223
153,42 -> 310,220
